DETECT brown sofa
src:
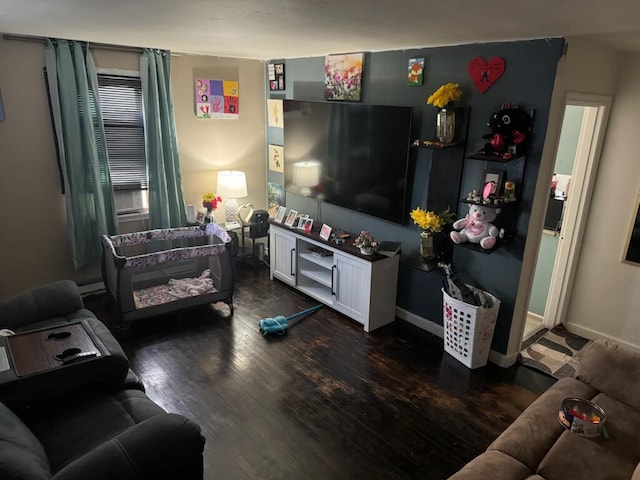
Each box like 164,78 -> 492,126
449,339 -> 640,480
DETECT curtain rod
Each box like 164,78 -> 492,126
3,33 -> 144,53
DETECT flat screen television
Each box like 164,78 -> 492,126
283,100 -> 413,224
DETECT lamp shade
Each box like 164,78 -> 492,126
217,171 -> 248,198
293,161 -> 320,187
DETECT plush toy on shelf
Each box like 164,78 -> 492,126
479,104 -> 533,158
450,203 -> 501,249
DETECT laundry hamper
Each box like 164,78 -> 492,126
442,286 -> 501,369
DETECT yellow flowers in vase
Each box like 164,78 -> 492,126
410,207 -> 456,260
427,83 -> 462,143
410,207 -> 455,233
426,83 -> 462,109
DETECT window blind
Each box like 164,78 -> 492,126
97,74 -> 147,191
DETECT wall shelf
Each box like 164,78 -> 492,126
467,153 -> 525,162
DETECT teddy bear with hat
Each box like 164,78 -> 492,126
450,203 -> 501,249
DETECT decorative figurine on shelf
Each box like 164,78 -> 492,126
504,181 -> 516,202
450,203 -> 501,250
478,104 -> 533,159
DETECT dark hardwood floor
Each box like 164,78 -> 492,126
86,262 -> 555,480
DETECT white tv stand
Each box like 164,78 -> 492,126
269,222 -> 399,332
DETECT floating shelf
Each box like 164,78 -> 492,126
467,153 -> 525,162
412,140 -> 465,150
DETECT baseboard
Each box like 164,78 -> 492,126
395,307 -> 443,337
77,281 -> 105,296
394,306 -> 514,367
564,322 -> 640,353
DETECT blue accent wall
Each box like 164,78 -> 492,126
267,38 -> 565,354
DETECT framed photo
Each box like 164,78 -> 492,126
480,168 -> 505,199
274,206 -> 287,223
195,211 -> 205,224
284,209 -> 298,227
298,217 -> 313,233
268,63 -> 286,91
296,215 -> 309,229
319,224 -> 332,241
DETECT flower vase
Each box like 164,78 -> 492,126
205,209 -> 216,224
419,231 -> 435,260
360,247 -> 374,255
436,108 -> 455,143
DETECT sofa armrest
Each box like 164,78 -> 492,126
51,413 -> 204,480
576,339 -> 640,408
0,280 -> 84,331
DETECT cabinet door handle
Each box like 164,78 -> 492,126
331,265 -> 336,296
290,248 -> 296,276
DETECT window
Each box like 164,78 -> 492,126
96,72 -> 148,214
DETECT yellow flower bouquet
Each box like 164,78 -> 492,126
410,207 -> 455,233
427,83 -> 462,109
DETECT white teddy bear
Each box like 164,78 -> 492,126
450,204 -> 501,249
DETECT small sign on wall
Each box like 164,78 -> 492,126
194,78 -> 239,119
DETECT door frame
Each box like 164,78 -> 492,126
542,93 -> 612,328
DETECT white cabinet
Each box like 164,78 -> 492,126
269,223 -> 399,332
270,227 -> 297,286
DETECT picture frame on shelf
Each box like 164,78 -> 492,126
284,209 -> 298,227
480,168 -> 505,199
274,206 -> 287,223
296,215 -> 311,230
195,211 -> 206,224
300,217 -> 314,234
319,224 -> 332,241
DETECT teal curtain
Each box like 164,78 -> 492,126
140,49 -> 186,229
45,39 -> 118,269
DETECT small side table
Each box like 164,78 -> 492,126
235,221 -> 270,266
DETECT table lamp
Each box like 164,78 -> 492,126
293,161 -> 320,197
217,170 -> 248,228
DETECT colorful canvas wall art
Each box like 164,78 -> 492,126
195,78 -> 239,119
267,182 -> 285,218
407,58 -> 425,85
324,53 -> 364,101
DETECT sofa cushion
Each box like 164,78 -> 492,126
537,427 -> 636,480
0,280 -> 85,331
576,339 -> 640,409
444,450 -> 533,479
20,389 -> 166,474
489,377 -> 597,472
0,401 -> 51,480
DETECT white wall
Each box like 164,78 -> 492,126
564,52 -> 640,350
508,38 -> 623,360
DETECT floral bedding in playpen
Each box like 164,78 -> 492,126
101,223 -> 235,324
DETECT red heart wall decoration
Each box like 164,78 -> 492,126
468,56 -> 506,94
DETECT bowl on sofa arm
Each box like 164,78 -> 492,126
449,339 -> 640,480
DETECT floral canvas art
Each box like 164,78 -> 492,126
324,53 -> 364,101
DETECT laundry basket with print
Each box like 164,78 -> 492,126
442,285 -> 501,369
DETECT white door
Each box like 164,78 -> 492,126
526,93 -> 612,335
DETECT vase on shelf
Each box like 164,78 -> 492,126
205,209 -> 216,224
436,107 -> 455,143
360,247 -> 375,255
419,230 -> 436,260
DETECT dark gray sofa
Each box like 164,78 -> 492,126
0,280 -> 205,479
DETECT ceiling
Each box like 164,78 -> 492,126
2,0 -> 640,59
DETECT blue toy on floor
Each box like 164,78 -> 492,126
258,304 -> 323,336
